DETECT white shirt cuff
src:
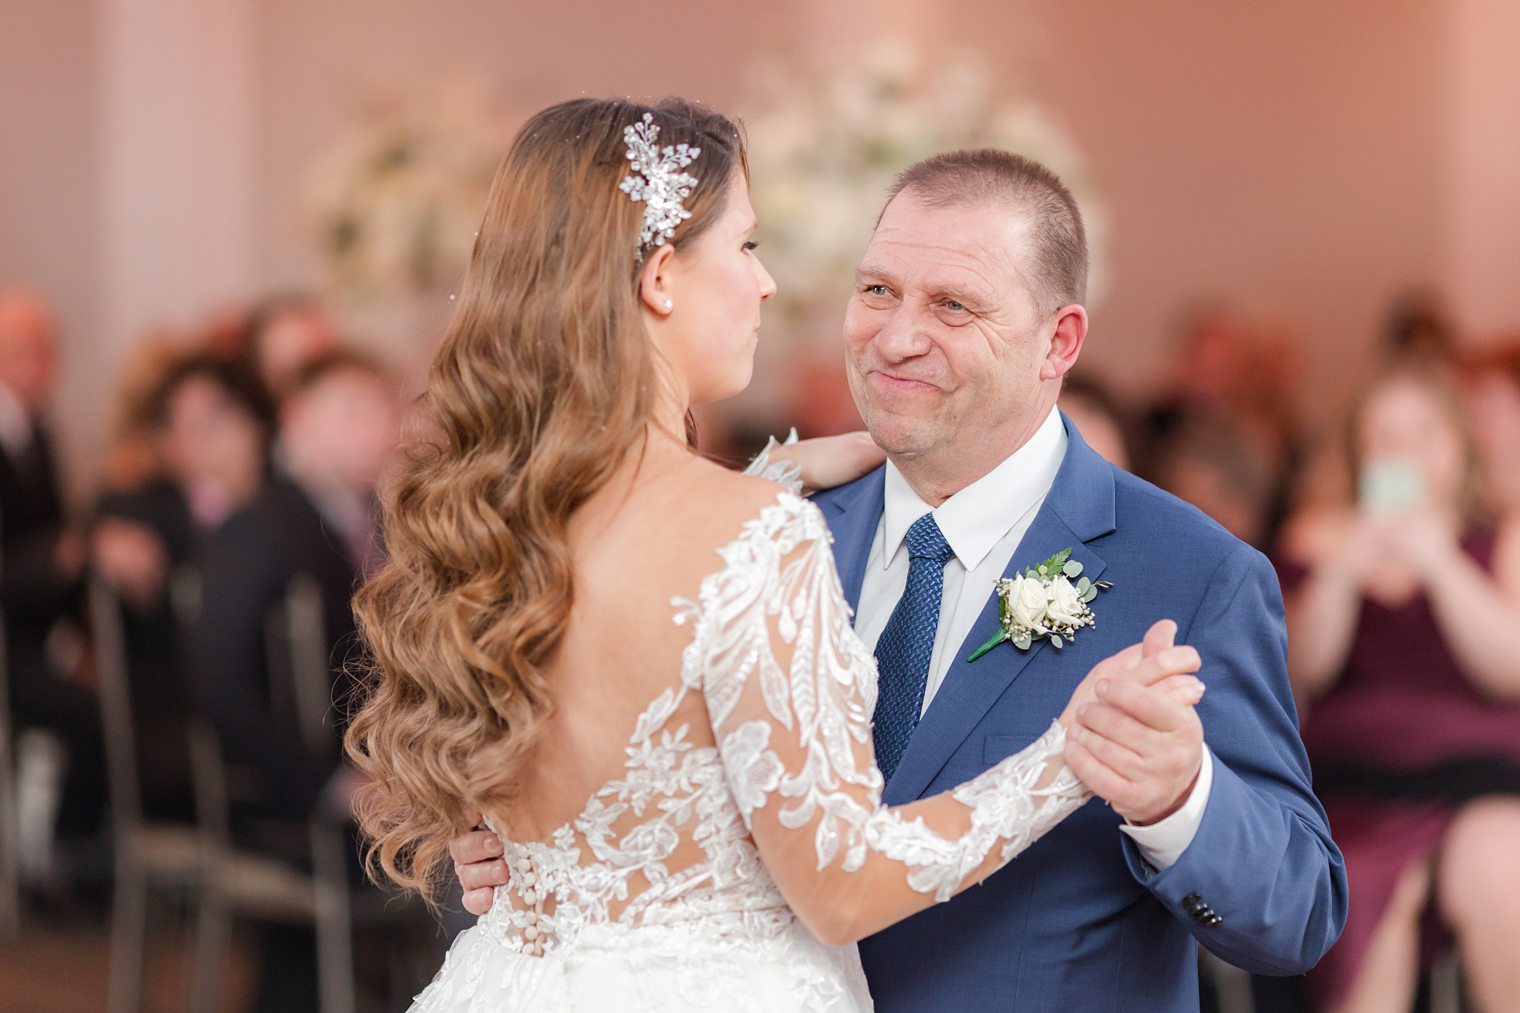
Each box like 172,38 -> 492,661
1118,746 -> 1214,871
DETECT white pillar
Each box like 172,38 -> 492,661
97,0 -> 256,360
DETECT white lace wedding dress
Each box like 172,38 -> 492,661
411,492 -> 1089,1011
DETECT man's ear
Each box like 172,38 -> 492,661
1040,304 -> 1088,381
637,243 -> 678,317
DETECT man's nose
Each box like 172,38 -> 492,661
872,305 -> 932,362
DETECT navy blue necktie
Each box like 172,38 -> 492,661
872,513 -> 955,781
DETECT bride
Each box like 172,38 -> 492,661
343,97 -> 1203,1011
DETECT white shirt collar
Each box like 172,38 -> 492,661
882,407 -> 1068,571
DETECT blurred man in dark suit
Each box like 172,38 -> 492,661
0,291 -> 100,851
192,349 -> 398,1012
195,348 -> 397,821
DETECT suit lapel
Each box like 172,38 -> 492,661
884,417 -> 1118,804
813,466 -> 885,615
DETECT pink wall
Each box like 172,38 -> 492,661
957,0 -> 1448,412
1441,0 -> 1520,336
2,0 -> 1517,492
0,0 -> 101,491
251,0 -> 795,291
246,0 -> 1467,416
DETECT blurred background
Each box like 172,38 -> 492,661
3,0 -> 1519,1010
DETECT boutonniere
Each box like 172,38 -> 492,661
966,548 -> 1113,662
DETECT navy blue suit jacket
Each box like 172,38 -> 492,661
810,416 -> 1346,1012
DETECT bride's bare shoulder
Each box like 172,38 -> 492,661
581,455 -> 805,615
662,454 -> 799,541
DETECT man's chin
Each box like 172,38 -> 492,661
860,417 -> 938,461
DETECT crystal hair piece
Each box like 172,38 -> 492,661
619,113 -> 701,258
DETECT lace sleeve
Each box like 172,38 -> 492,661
740,429 -> 803,494
676,493 -> 1090,943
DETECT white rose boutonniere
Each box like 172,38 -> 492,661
966,548 -> 1113,662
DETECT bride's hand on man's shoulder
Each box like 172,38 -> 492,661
769,431 -> 885,494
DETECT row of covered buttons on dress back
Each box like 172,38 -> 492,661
516,853 -> 548,956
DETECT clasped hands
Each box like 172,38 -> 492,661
1060,619 -> 1206,827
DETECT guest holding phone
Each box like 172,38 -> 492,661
1278,361 -> 1520,1012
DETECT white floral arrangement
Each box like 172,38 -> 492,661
968,548 -> 1112,661
301,83 -> 504,301
741,40 -> 1106,338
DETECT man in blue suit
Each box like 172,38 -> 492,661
452,148 -> 1346,1010
817,149 -> 1345,1010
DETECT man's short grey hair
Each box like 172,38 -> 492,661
882,149 -> 1088,313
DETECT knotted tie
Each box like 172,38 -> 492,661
872,512 -> 955,781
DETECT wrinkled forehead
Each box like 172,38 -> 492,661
860,197 -> 1037,303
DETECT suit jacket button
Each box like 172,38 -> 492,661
1182,893 -> 1202,910
1206,914 -> 1223,928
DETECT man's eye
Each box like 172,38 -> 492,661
864,284 -> 889,296
944,300 -> 967,313
743,241 -> 760,252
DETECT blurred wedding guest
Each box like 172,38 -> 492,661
91,353 -> 275,817
238,293 -> 339,401
0,291 -> 102,850
192,349 -> 397,1012
194,349 -> 396,820
1140,301 -> 1301,546
1379,288 -> 1456,363
95,335 -> 183,492
1057,373 -> 1131,470
1149,413 -> 1278,549
1278,362 -> 1520,1013
1464,339 -> 1520,516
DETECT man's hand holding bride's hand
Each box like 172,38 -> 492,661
1062,619 -> 1207,826
451,811 -> 509,917
769,431 -> 885,494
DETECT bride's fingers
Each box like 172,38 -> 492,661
449,827 -> 503,866
1091,641 -> 1144,679
462,886 -> 495,918
1064,733 -> 1136,801
819,433 -> 887,487
1123,645 -> 1202,688
773,432 -> 887,492
1139,620 -> 1178,660
457,853 -> 510,894
1156,674 -> 1206,708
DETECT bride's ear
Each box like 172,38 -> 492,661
637,243 -> 678,318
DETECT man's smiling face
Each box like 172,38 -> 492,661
843,190 -> 1054,470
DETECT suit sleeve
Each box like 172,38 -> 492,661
1123,543 -> 1348,975
193,515 -> 335,819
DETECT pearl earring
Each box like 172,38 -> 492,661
662,299 -> 673,311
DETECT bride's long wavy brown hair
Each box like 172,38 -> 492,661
344,97 -> 746,900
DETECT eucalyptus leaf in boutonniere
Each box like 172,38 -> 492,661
966,548 -> 1113,662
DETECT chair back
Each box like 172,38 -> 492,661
0,501 -> 20,936
266,573 -> 334,758
0,605 -> 20,936
88,576 -> 144,838
167,566 -> 232,851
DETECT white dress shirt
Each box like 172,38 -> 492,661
854,407 -> 1212,870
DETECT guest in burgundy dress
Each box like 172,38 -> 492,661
1279,360 -> 1520,1012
